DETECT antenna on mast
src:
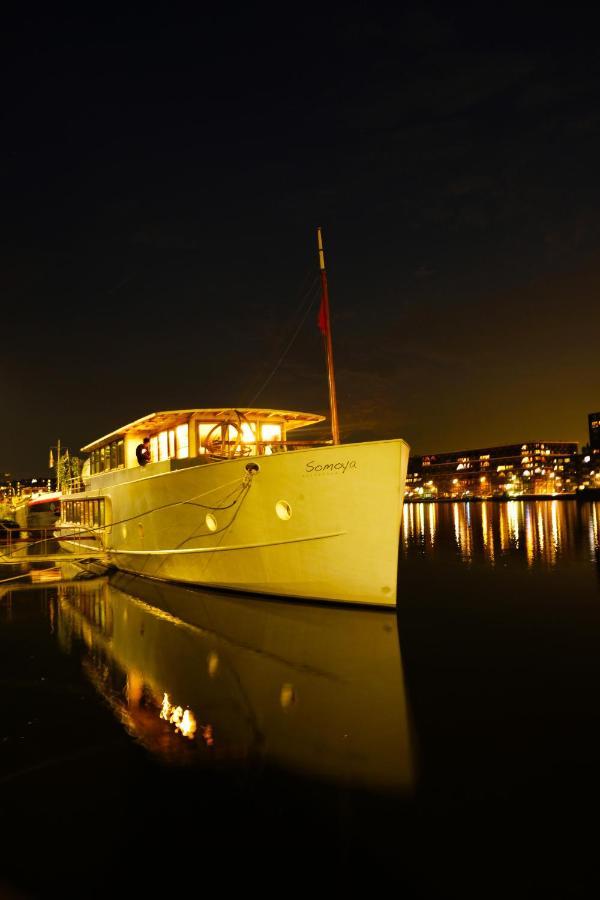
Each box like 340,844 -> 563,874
317,227 -> 341,445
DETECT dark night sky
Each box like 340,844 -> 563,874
2,5 -> 600,476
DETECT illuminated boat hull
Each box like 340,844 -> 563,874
59,439 -> 409,607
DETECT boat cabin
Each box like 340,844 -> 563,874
81,408 -> 326,477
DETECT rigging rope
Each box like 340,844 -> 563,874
247,272 -> 321,407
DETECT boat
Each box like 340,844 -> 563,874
57,231 -> 410,606
13,491 -> 61,534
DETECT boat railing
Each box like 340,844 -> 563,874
0,522 -> 21,560
202,438 -> 332,459
0,524 -> 62,561
62,476 -> 86,495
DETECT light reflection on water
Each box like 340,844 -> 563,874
401,499 -> 600,567
2,504 -> 600,897
50,572 -> 415,787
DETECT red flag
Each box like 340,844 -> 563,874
317,294 -> 328,335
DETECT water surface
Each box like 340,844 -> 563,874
1,499 -> 599,897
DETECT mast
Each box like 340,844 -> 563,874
317,226 -> 341,445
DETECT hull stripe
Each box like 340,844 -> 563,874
107,530 -> 347,556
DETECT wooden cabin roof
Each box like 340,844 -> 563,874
81,408 -> 326,451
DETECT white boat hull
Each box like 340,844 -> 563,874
60,439 -> 409,606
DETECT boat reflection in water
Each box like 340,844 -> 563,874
54,571 -> 415,791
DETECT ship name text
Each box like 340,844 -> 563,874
304,459 -> 357,475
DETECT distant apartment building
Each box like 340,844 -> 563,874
588,412 -> 600,452
406,441 -> 579,499
577,411 -> 600,491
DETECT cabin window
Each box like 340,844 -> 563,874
197,420 -> 285,455
176,424 -> 189,458
198,423 -> 217,454
145,428 -> 189,463
158,431 -> 169,461
261,423 -> 282,443
90,439 -> 125,474
241,422 -> 257,444
259,423 -> 282,456
260,422 -> 281,441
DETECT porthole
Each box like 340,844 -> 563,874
205,513 -> 218,532
275,500 -> 292,520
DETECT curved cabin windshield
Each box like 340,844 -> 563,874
197,419 -> 283,458
84,409 -> 323,475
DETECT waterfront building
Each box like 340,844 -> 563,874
575,412 -> 600,495
406,441 -> 579,500
0,477 -> 54,502
588,412 -> 600,452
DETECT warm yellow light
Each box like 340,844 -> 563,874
261,423 -> 282,442
159,692 -> 197,740
179,709 -> 197,739
175,424 -> 189,458
208,652 -> 219,677
241,422 -> 257,443
280,683 -> 296,709
158,430 -> 169,461
198,422 -> 218,454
